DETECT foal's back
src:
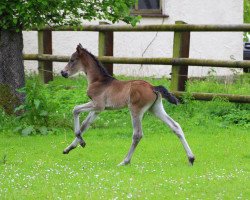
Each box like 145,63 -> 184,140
103,79 -> 157,111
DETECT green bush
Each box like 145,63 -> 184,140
0,74 -> 249,136
15,76 -> 55,136
209,98 -> 250,127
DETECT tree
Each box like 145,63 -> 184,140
244,0 -> 250,41
0,0 -> 139,113
244,0 -> 250,23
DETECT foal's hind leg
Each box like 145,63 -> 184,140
118,111 -> 144,166
151,99 -> 195,165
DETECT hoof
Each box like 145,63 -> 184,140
80,141 -> 86,148
77,136 -> 85,147
62,145 -> 76,154
63,150 -> 69,154
117,160 -> 130,166
188,157 -> 195,165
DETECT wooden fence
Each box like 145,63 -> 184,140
23,21 -> 250,103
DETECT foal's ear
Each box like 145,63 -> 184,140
76,43 -> 83,55
78,43 -> 83,49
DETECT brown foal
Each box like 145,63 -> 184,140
61,44 -> 195,166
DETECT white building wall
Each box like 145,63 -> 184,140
23,0 -> 243,77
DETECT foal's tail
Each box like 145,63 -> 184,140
153,85 -> 179,105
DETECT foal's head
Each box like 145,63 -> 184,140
61,44 -> 87,78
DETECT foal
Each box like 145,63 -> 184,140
61,44 -> 195,166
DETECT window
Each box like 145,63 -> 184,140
132,0 -> 168,17
138,0 -> 160,10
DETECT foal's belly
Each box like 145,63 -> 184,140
104,81 -> 131,109
105,97 -> 128,109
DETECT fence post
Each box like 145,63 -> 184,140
38,30 -> 53,83
243,67 -> 250,73
171,21 -> 190,91
98,22 -> 114,75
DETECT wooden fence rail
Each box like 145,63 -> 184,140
23,54 -> 250,69
23,22 -> 250,103
173,92 -> 250,104
33,24 -> 250,32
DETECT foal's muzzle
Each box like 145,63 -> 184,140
61,70 -> 69,78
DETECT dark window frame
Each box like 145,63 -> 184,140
131,0 -> 168,18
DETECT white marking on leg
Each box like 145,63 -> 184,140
63,138 -> 78,154
118,111 -> 144,166
79,111 -> 98,134
63,102 -> 95,154
151,99 -> 195,161
74,111 -> 97,136
73,102 -> 94,135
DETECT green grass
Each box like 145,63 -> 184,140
0,126 -> 249,199
0,75 -> 249,199
186,74 -> 250,95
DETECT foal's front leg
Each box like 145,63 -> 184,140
63,102 -> 95,154
76,111 -> 98,146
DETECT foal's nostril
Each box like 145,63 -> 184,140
61,70 -> 69,78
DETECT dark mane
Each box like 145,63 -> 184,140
83,48 -> 115,80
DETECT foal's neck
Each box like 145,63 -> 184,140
82,51 -> 114,84
84,59 -> 102,84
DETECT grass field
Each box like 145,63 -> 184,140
0,75 -> 249,199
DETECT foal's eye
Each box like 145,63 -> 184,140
70,59 -> 74,62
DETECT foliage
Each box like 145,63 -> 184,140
0,75 -> 249,136
244,0 -> 250,41
0,110 -> 11,133
0,0 -> 139,123
245,0 -> 250,23
222,108 -> 249,126
209,98 -> 250,128
14,76 -> 55,136
187,73 -> 250,95
0,0 -> 139,31
0,154 -> 7,165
